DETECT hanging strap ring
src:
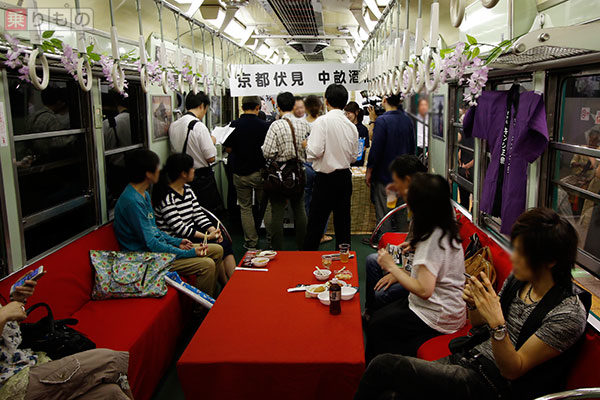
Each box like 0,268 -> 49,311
385,70 -> 394,97
392,66 -> 402,96
424,49 -> 442,93
399,63 -> 414,96
111,61 -> 126,92
411,57 -> 426,94
160,70 -> 168,94
191,75 -> 198,94
139,64 -> 150,93
28,48 -> 50,90
177,74 -> 185,93
76,57 -> 93,92
481,0 -> 499,8
450,0 -> 465,28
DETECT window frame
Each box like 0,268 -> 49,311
447,85 -> 475,210
5,71 -> 99,263
100,79 -> 148,215
543,67 -> 600,279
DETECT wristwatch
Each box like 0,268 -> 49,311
490,324 -> 507,341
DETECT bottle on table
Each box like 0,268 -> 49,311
329,279 -> 341,315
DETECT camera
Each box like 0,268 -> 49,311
361,97 -> 385,117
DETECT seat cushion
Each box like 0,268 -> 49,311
71,288 -> 188,400
378,233 -> 408,249
0,224 -> 120,321
417,324 -> 472,361
566,328 -> 600,390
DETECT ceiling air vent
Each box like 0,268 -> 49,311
304,53 -> 325,62
287,40 -> 329,54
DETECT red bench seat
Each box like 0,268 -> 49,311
0,224 -> 190,400
379,208 -> 600,392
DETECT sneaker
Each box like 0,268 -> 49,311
243,244 -> 258,251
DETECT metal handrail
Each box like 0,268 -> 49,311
369,203 -> 409,247
535,388 -> 600,400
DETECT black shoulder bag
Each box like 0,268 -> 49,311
262,118 -> 306,197
449,275 -> 592,400
182,118 -> 199,154
19,303 -> 96,360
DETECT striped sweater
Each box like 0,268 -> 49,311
155,185 -> 213,239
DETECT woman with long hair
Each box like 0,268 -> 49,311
152,153 -> 236,283
344,101 -> 370,167
365,173 -> 466,361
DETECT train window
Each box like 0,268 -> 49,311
449,86 -> 474,213
8,80 -> 82,135
7,75 -> 97,261
101,82 -> 147,211
548,74 -> 600,277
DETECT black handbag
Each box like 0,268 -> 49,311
464,233 -> 482,260
19,303 -> 96,360
262,118 -> 305,197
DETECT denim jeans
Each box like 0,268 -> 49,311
354,353 -> 497,400
365,253 -> 407,312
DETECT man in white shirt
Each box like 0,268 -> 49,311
169,91 -> 221,212
303,84 -> 359,250
416,98 -> 429,157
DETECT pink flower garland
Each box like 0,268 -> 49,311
99,55 -> 128,97
440,42 -> 489,106
4,34 -> 30,83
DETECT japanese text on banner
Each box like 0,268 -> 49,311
229,64 -> 365,96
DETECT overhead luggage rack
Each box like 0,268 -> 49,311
494,46 -> 593,66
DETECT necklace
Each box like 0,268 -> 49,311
526,284 -> 536,303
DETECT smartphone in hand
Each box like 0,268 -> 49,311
10,266 -> 44,295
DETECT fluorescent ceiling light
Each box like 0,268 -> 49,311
364,0 -> 382,20
459,8 -> 503,33
358,27 -> 368,41
223,19 -> 246,39
257,43 -> 269,55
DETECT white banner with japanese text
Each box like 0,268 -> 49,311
229,63 -> 365,96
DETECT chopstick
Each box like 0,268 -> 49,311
235,267 -> 268,272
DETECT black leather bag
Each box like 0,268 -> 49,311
262,119 -> 305,197
464,233 -> 482,260
19,303 -> 96,360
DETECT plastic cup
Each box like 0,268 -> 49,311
386,189 -> 397,209
322,255 -> 333,270
339,243 -> 350,263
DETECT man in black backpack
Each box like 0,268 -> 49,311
169,91 -> 221,213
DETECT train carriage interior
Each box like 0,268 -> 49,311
0,0 -> 600,399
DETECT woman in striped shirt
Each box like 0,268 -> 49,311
153,154 -> 236,283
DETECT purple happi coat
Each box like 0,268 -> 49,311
463,90 -> 549,234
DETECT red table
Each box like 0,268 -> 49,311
177,251 -> 365,400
